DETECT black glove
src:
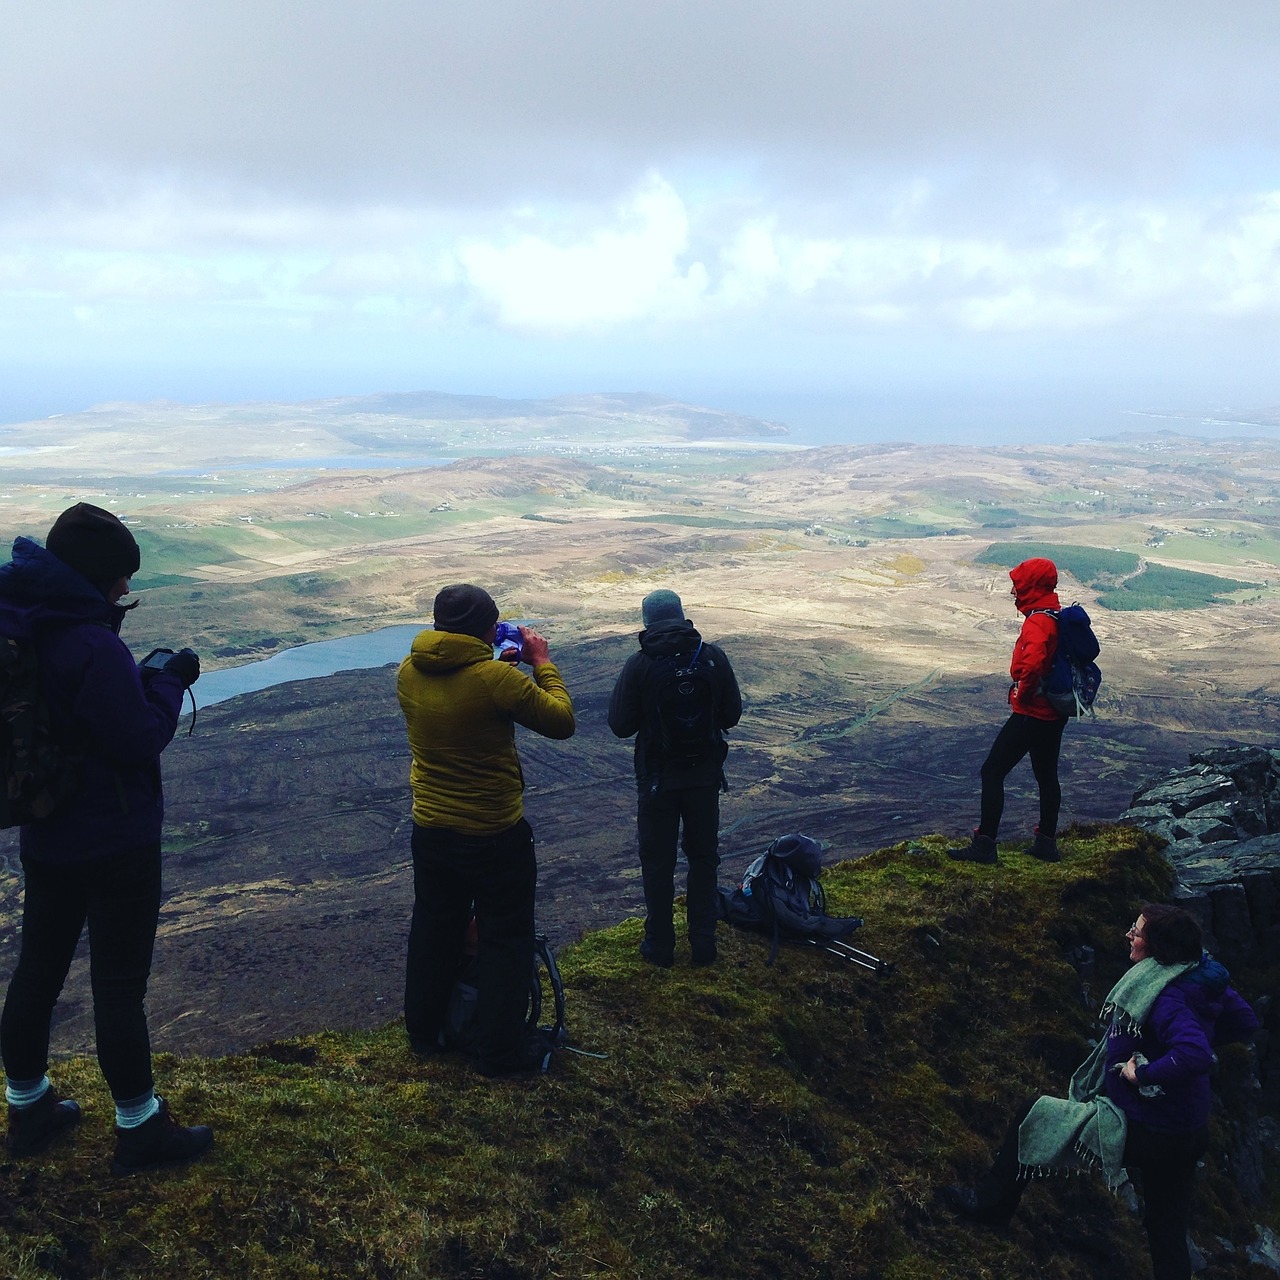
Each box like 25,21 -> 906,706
163,648 -> 200,689
140,647 -> 200,688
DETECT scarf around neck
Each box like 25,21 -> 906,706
1017,956 -> 1197,1187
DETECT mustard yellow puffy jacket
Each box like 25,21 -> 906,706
396,630 -> 576,834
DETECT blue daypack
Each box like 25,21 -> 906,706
1036,604 -> 1102,718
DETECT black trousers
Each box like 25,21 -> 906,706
636,784 -> 720,955
978,712 -> 1067,839
976,1098 -> 1208,1280
404,819 -> 536,1070
1,845 -> 161,1101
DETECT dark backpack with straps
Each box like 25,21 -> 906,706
1,631 -> 80,828
1034,604 -> 1102,718
646,640 -> 722,767
440,916 -> 567,1071
718,833 -> 864,964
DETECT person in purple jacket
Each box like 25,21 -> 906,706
0,503 -> 214,1174
943,903 -> 1258,1280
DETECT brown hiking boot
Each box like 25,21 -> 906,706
946,831 -> 998,864
111,1097 -> 214,1176
1028,829 -> 1061,862
6,1087 -> 81,1157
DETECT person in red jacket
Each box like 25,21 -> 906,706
949,557 -> 1068,864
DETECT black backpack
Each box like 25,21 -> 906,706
1,631 -> 79,828
718,834 -> 865,964
646,640 -> 721,766
440,917 -> 567,1071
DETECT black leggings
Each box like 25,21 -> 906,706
978,713 -> 1066,839
1,845 -> 161,1101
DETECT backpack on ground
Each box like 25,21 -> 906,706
441,917 -> 567,1071
1035,604 -> 1102,718
717,833 -> 866,965
1,631 -> 79,828
647,640 -> 722,766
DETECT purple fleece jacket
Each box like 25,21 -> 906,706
0,536 -> 185,864
1103,954 -> 1258,1133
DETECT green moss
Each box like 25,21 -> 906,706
0,827 -> 1270,1279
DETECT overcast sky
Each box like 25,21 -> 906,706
2,1 -> 1278,440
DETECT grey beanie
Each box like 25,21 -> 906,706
641,589 -> 685,626
46,502 -> 141,587
433,584 -> 500,638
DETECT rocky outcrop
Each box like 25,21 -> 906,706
1120,746 -> 1280,1261
1119,746 -> 1280,972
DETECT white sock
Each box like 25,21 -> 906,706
115,1091 -> 160,1129
5,1074 -> 50,1109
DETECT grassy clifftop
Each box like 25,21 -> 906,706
2,829 -> 1273,1280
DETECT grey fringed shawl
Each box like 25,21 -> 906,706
1016,956 -> 1197,1188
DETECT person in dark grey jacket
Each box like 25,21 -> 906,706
0,504 -> 212,1174
608,590 -> 741,967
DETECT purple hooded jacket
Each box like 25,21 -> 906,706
0,536 -> 185,864
1103,954 -> 1258,1133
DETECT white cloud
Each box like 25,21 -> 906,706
2,172 -> 1279,354
456,175 -> 706,330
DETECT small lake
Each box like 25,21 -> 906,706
193,624 -> 426,707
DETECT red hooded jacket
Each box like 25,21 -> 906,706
1007,557 -> 1063,721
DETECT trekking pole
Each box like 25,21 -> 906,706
798,937 -> 895,976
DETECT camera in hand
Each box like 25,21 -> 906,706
139,647 -> 201,688
141,648 -> 175,671
493,622 -> 523,660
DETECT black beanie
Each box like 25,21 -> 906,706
433,584 -> 499,638
46,503 -> 141,587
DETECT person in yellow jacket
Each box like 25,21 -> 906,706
397,584 -> 575,1074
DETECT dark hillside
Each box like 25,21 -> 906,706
0,830 -> 1273,1279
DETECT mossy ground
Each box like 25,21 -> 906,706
2,828 -> 1274,1279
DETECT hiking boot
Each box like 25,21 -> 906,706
111,1098 -> 214,1176
639,939 -> 674,969
939,1184 -> 1012,1229
6,1088 -> 81,1157
690,940 -> 717,967
1028,829 -> 1061,862
946,832 -> 998,864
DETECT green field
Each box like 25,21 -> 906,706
977,542 -> 1253,610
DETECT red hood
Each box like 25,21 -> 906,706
1010,557 -> 1060,613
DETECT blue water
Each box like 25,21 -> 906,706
194,624 -> 426,707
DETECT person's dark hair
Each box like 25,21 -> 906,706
1137,902 -> 1203,964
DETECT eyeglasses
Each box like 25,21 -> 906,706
1126,921 -> 1144,939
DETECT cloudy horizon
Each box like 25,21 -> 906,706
2,2 -> 1278,441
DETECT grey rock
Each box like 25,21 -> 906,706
1243,872 -> 1279,934
1130,765 -> 1216,806
1135,775 -> 1238,816
1172,815 -> 1237,844
1246,1224 -> 1280,1274
1211,883 -> 1256,963
1187,1234 -> 1207,1273
1225,796 -> 1269,838
1190,746 -> 1274,792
